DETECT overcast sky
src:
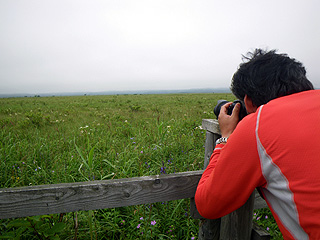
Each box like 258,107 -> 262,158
1,0 -> 319,94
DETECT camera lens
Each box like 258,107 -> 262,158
213,100 -> 229,118
214,99 -> 247,120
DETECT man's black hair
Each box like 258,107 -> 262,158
231,49 -> 314,107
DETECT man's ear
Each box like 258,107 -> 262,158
244,95 -> 258,113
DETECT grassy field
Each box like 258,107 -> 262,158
0,93 -> 281,239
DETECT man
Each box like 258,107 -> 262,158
195,49 -> 319,239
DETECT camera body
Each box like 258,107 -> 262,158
214,99 -> 247,120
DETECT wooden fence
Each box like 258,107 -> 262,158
0,119 -> 270,239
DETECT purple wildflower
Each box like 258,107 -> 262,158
160,161 -> 166,174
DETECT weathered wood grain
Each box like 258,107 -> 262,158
203,131 -> 219,168
202,119 -> 220,134
0,171 -> 203,219
251,222 -> 271,240
220,192 -> 255,239
254,190 -> 268,209
190,130 -> 218,219
198,218 -> 221,240
198,130 -> 221,240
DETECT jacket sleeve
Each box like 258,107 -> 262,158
195,115 -> 266,219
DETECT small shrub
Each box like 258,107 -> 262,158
129,104 -> 142,112
25,111 -> 44,126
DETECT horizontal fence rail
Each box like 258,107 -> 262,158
0,171 -> 203,219
0,170 -> 267,220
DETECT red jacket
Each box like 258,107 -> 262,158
195,90 -> 320,240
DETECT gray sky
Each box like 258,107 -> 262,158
1,0 -> 320,94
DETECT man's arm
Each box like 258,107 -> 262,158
195,112 -> 266,219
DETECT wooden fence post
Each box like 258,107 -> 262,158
197,119 -> 255,240
197,127 -> 221,240
220,192 -> 255,239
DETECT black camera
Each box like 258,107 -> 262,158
214,99 -> 247,120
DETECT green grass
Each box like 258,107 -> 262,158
0,93 -> 281,239
253,208 -> 284,239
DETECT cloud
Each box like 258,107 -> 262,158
0,0 -> 319,94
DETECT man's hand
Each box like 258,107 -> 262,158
218,102 -> 240,138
